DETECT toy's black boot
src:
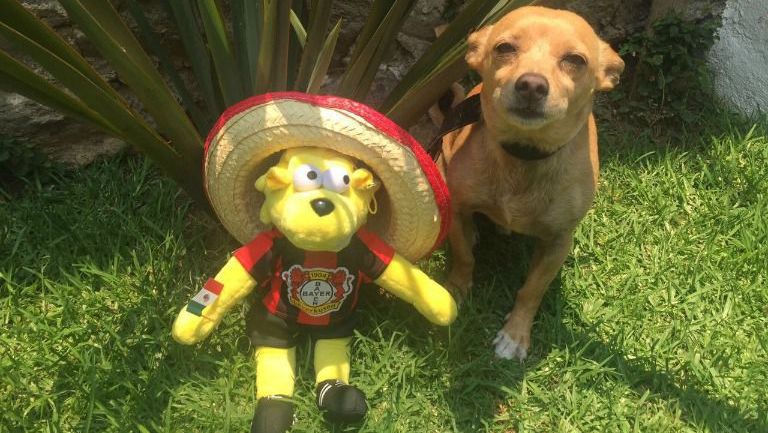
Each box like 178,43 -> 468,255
316,380 -> 368,422
251,397 -> 294,433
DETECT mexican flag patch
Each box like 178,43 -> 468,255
186,278 -> 223,316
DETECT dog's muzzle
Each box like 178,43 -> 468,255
505,73 -> 549,119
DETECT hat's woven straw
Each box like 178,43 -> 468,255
203,92 -> 450,262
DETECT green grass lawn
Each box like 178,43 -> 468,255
2,114 -> 766,433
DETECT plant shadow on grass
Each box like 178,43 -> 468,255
34,222 -> 243,432
438,211 -> 766,433
1,157 -> 257,431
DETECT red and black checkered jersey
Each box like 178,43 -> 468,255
233,228 -> 395,326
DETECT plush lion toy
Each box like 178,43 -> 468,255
171,93 -> 456,433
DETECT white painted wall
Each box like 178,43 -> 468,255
708,0 -> 768,115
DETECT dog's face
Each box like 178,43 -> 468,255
466,6 -> 624,131
256,147 -> 379,251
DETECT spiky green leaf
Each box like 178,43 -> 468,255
232,0 -> 262,96
306,18 -> 342,94
57,0 -> 202,158
197,0 -> 243,105
0,49 -> 121,137
338,0 -> 416,100
382,0 -> 534,125
289,9 -> 307,47
0,23 -> 202,198
294,0 -> 332,90
254,0 -> 277,94
165,1 -> 222,115
0,0 -> 116,97
271,0 -> 292,91
125,0 -> 211,131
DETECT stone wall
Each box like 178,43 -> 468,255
708,0 -> 768,115
0,1 -> 129,166
0,0 -> 728,167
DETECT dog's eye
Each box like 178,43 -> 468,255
293,164 -> 323,192
322,167 -> 351,193
494,42 -> 517,56
561,53 -> 587,69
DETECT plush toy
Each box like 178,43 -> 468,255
171,93 -> 456,433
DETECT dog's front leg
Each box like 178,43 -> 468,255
446,210 -> 478,300
493,232 -> 573,360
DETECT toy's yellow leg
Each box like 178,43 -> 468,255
314,337 -> 351,384
254,346 -> 296,398
313,337 -> 368,421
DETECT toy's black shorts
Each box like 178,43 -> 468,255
245,300 -> 358,348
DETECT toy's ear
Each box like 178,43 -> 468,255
256,166 -> 291,192
351,168 -> 378,192
596,40 -> 625,92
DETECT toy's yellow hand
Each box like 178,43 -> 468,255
172,307 -> 218,344
171,257 -> 257,345
374,253 -> 457,326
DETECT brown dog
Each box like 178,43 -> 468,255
438,6 -> 624,360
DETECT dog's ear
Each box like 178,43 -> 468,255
465,25 -> 493,71
596,40 -> 625,91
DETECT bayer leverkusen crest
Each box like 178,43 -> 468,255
282,265 -> 354,316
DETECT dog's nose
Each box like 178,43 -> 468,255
310,198 -> 335,216
514,73 -> 549,102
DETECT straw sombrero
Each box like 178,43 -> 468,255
203,92 -> 450,262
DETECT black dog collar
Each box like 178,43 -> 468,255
427,93 -> 565,161
499,140 -> 561,160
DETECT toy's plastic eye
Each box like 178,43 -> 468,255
322,166 -> 351,193
293,164 -> 323,192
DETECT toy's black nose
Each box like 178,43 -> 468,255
310,198 -> 335,216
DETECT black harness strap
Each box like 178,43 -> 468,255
427,93 -> 566,161
427,93 -> 482,159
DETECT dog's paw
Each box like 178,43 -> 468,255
492,330 -> 528,361
444,279 -> 472,306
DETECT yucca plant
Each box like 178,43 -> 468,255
0,0 -> 531,205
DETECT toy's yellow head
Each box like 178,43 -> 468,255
255,147 -> 379,251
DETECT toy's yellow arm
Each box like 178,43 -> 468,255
374,253 -> 457,326
172,257 -> 257,345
